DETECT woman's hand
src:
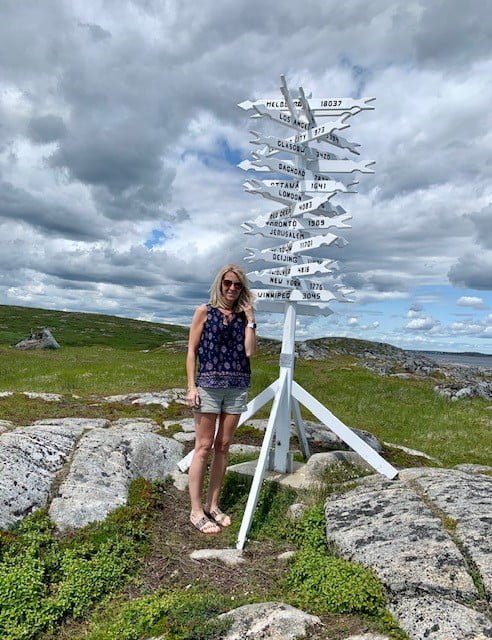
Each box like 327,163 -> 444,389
186,386 -> 201,409
240,302 -> 255,323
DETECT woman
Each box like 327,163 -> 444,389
186,264 -> 256,534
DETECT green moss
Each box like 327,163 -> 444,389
234,423 -> 265,442
82,587 -> 231,640
284,504 -> 386,617
0,481 -> 159,640
288,548 -> 387,616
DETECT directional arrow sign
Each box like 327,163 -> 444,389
254,299 -> 334,316
248,272 -> 303,288
260,179 -> 350,197
238,96 -> 375,114
245,246 -> 327,265
243,212 -> 352,235
251,128 -> 360,157
239,157 -> 308,179
307,158 -> 375,174
239,156 -> 365,185
241,223 -> 310,241
251,260 -> 337,278
290,233 -> 348,254
249,272 -> 352,299
244,179 -> 306,204
251,201 -> 349,229
284,115 -> 351,146
251,105 -> 310,131
252,289 -> 351,303
250,131 -> 315,159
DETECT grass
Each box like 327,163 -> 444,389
0,303 -> 490,465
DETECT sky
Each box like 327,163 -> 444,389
1,0 -> 491,353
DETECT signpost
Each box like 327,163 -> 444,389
178,76 -> 398,550
234,76 -> 397,550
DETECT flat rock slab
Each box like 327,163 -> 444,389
218,602 -> 320,639
23,392 -> 63,401
325,471 -> 492,639
110,418 -> 160,431
390,594 -> 492,640
229,452 -> 374,491
345,636 -> 392,640
324,474 -> 477,600
401,468 -> 492,597
190,548 -> 245,567
173,431 -> 195,443
33,417 -> 110,430
455,464 -> 492,475
0,424 -> 86,529
102,388 -> 187,408
229,444 -> 261,455
49,427 -> 183,531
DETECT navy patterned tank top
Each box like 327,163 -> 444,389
196,305 -> 251,389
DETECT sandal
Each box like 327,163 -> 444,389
205,508 -> 231,528
190,515 -> 221,535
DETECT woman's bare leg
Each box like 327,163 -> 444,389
205,412 -> 241,525
188,412 -> 220,533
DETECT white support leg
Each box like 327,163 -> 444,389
292,397 -> 310,460
292,381 -> 398,479
238,379 -> 278,426
236,369 -> 289,550
273,302 -> 296,472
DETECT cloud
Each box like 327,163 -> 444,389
0,1 -> 490,352
456,296 -> 486,309
448,252 -> 492,290
405,317 -> 439,331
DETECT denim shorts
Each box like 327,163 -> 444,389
193,386 -> 249,415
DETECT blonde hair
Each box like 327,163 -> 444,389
209,264 -> 255,311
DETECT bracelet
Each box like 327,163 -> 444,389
247,322 -> 257,329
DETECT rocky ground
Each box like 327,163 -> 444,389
1,388 -> 491,640
295,337 -> 492,402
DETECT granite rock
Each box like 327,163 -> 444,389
49,427 -> 183,531
218,602 -> 320,639
0,424 -> 85,528
389,594 -> 492,640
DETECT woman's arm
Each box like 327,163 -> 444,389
186,304 -> 207,406
242,303 -> 257,357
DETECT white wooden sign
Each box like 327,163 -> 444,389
238,96 -> 375,114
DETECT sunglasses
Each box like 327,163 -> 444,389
222,279 -> 243,290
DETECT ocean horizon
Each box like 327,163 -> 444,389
411,350 -> 492,370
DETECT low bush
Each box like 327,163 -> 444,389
0,479 -> 159,640
82,587 -> 231,640
285,504 -> 387,616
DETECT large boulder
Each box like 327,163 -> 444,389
12,327 -> 60,349
0,423 -> 86,529
49,426 -> 183,531
218,602 -> 320,639
324,470 -> 492,639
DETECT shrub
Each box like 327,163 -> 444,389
285,503 -> 387,616
84,587 -> 231,640
0,480 -> 158,640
